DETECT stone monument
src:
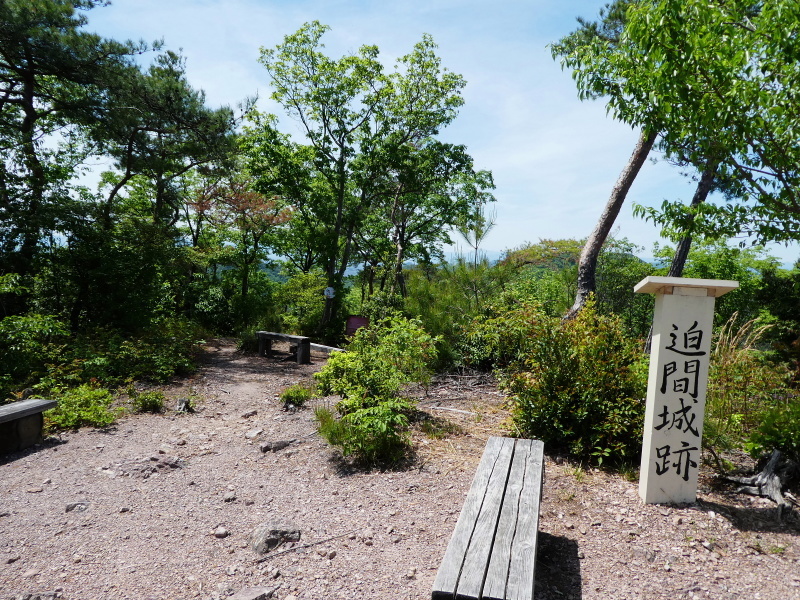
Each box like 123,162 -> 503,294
634,276 -> 738,504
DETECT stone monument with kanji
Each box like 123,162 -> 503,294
635,276 -> 739,504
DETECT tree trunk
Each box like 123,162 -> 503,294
666,160 -> 718,277
724,450 -> 800,521
564,129 -> 657,320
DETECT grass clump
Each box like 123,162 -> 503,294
130,390 -> 166,414
280,384 -> 315,408
704,314 -> 797,469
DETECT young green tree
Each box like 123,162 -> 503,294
204,177 -> 291,327
245,22 -> 486,339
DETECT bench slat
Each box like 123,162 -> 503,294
256,331 -> 310,343
431,437 -> 508,600
505,439 -> 544,600
0,399 -> 57,424
256,331 -> 311,364
482,440 -> 531,600
456,438 -> 515,599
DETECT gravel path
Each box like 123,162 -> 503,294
1,339 -> 799,600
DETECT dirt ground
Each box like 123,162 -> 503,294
1,339 -> 799,600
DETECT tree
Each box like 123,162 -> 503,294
356,143 -> 495,296
551,1 -> 659,318
0,0 -> 145,299
586,0 -> 800,244
563,129 -> 657,318
204,177 -> 291,327
551,1 -> 800,316
0,0 -> 241,333
246,22 -> 483,339
97,51 -> 237,232
456,190 -> 497,271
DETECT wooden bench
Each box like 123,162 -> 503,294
256,331 -> 311,364
432,436 -> 544,600
309,342 -> 344,355
0,398 -> 57,454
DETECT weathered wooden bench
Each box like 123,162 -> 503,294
256,331 -> 311,364
0,398 -> 57,454
432,436 -> 544,600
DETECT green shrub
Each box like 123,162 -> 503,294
0,313 -> 68,398
110,317 -> 204,382
315,315 -> 437,404
497,299 -> 647,464
280,383 -> 314,408
360,291 -> 405,324
746,397 -> 800,463
704,315 -> 794,465
403,258 -> 514,370
461,297 -> 547,370
131,390 -> 166,414
58,317 -> 205,385
45,385 -> 117,430
315,398 -> 414,464
314,315 -> 437,464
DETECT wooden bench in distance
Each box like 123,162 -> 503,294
432,436 -> 544,600
0,398 -> 57,454
256,331 -> 311,365
309,342 -> 344,355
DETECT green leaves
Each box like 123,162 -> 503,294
313,315 -> 437,464
248,22 -> 487,334
555,0 -> 800,244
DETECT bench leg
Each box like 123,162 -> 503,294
296,340 -> 311,365
0,413 -> 44,454
258,336 -> 273,358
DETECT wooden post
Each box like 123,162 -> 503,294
634,277 -> 738,504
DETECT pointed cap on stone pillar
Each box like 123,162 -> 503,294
634,276 -> 738,297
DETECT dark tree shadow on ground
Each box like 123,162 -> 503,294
535,531 -> 582,600
694,498 -> 800,535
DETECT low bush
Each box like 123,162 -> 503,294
45,384 -> 117,430
314,315 -> 437,464
315,315 -> 437,404
315,398 -> 415,464
53,316 -> 205,387
746,398 -> 800,463
131,390 -> 166,414
481,298 -> 647,464
460,297 -> 547,370
0,313 -> 68,399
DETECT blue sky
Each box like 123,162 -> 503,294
86,0 -> 799,264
